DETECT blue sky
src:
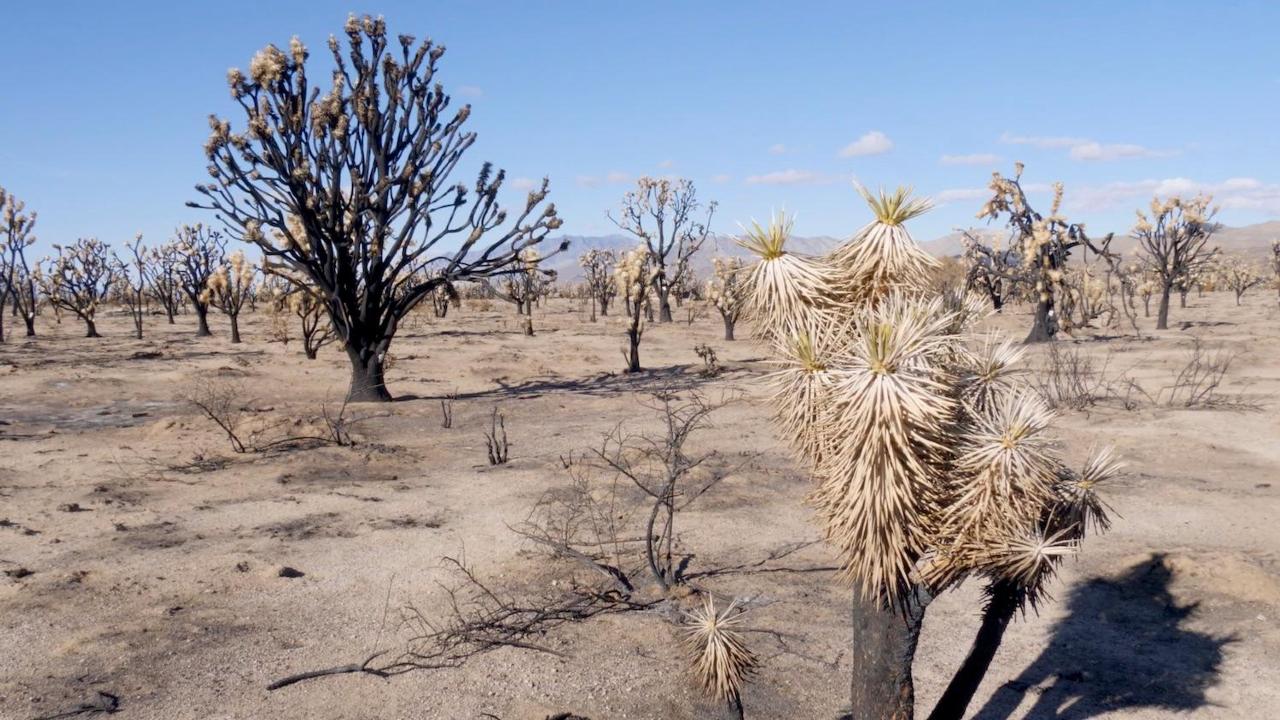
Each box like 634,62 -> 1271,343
3,1 -> 1278,252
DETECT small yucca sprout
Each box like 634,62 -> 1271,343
684,594 -> 757,708
857,184 -> 935,227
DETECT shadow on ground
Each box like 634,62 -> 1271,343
974,553 -> 1232,719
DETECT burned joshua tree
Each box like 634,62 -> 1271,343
41,238 -> 117,338
1132,195 -> 1220,329
113,233 -> 152,339
1,186 -> 40,339
706,256 -> 748,341
610,177 -> 715,323
190,15 -> 564,401
739,188 -> 1120,720
579,248 -> 617,322
973,164 -> 1108,342
173,223 -> 228,337
203,250 -> 259,343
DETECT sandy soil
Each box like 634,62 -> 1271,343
2,292 -> 1279,720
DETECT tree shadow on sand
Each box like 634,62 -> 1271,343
973,553 -> 1233,720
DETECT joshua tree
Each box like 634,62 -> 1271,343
1270,239 -> 1280,303
497,248 -> 553,335
203,250 -> 258,343
610,177 -> 715,323
173,224 -> 227,336
706,256 -> 748,341
976,165 -> 1106,342
190,15 -> 564,401
1132,195 -> 1219,330
616,244 -> 657,373
113,233 -> 151,339
579,248 -> 617,322
288,287 -> 337,358
42,238 -> 117,338
1,186 -> 40,338
147,242 -> 185,324
739,191 -> 1118,720
1220,258 -> 1265,306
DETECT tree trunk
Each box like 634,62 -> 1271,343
723,315 -> 736,341
1178,291 -> 1187,308
1234,292 -> 1243,306
195,304 -> 212,336
346,346 -> 391,402
599,297 -> 609,317
166,306 -> 176,324
0,304 -> 6,343
134,314 -> 143,340
846,589 -> 929,720
625,328 -> 642,373
926,582 -> 1020,720
84,318 -> 100,338
1156,287 -> 1172,330
23,314 -> 35,337
229,314 -> 242,343
1143,297 -> 1151,317
658,288 -> 673,323
1023,297 -> 1053,343
522,316 -> 534,336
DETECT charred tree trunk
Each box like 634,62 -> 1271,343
23,314 -> 35,336
229,314 -> 242,343
1156,286 -> 1172,330
625,332 -> 641,373
926,581 -> 1020,720
522,316 -> 534,336
195,303 -> 212,337
346,345 -> 391,402
657,287 -> 673,323
599,297 -> 609,317
1023,297 -> 1054,343
84,317 -> 100,338
846,589 -> 930,720
723,314 -> 736,341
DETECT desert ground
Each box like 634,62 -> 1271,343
2,292 -> 1278,720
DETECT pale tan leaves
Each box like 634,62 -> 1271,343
683,595 -> 757,704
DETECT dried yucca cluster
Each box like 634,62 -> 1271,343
741,187 -> 1119,607
683,595 -> 758,708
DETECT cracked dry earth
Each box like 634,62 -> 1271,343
2,294 -> 1279,719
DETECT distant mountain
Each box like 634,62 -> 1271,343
542,220 -> 1280,280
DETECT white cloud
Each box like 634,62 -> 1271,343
712,174 -> 733,184
458,85 -> 484,98
1001,131 -> 1176,162
657,159 -> 674,169
999,132 -> 1091,149
576,172 -> 631,188
839,131 -> 894,158
940,153 -> 1001,166
768,143 -> 787,155
744,169 -> 834,185
510,177 -> 537,191
1069,142 -> 1173,162
934,188 -> 990,204
1065,177 -> 1280,215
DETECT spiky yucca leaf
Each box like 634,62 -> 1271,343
983,526 -> 1078,606
764,315 -> 852,465
827,186 -> 938,303
951,390 -> 1059,526
959,334 -> 1027,412
683,595 -> 757,703
811,294 -> 958,601
737,210 -> 795,260
1052,445 -> 1122,537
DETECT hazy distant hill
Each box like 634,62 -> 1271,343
543,221 -> 1279,280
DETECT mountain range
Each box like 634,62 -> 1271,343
542,221 -> 1279,281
